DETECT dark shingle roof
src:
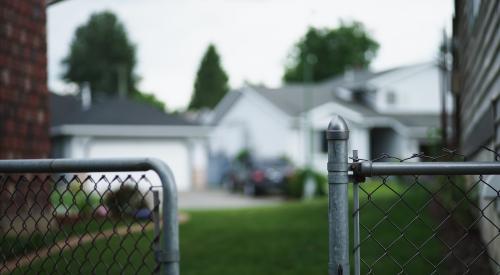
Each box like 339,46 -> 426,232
316,69 -> 376,90
50,93 -> 196,127
248,65 -> 435,118
250,84 -> 378,117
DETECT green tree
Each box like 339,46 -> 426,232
62,11 -> 137,96
62,11 -> 167,110
188,44 -> 229,110
283,22 -> 379,83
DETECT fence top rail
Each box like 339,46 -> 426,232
356,161 -> 500,176
0,158 -> 165,174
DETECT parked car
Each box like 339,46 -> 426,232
222,158 -> 294,196
221,160 -> 250,193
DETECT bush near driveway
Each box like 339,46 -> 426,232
105,185 -> 149,217
285,168 -> 327,198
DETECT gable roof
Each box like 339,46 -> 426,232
366,62 -> 437,87
246,63 -> 437,117
210,89 -> 244,124
316,69 -> 376,90
249,84 -> 378,117
385,114 -> 441,128
50,93 -> 196,127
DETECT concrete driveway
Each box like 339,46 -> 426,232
178,190 -> 284,210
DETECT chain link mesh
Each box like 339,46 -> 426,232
352,148 -> 500,274
0,173 -> 161,274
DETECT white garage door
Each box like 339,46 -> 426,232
87,137 -> 191,192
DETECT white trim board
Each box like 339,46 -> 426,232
51,124 -> 211,138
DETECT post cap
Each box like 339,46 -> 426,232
326,115 -> 349,140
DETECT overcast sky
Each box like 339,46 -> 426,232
47,0 -> 453,110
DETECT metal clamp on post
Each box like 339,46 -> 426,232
326,129 -> 349,140
349,162 -> 367,183
155,250 -> 180,263
328,162 -> 349,183
326,116 -> 350,275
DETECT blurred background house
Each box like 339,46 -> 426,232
208,62 -> 446,183
50,91 -> 210,192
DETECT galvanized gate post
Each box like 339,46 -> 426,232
149,159 -> 180,275
326,116 -> 350,275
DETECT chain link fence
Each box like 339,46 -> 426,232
326,116 -> 500,275
352,149 -> 500,274
0,159 -> 179,275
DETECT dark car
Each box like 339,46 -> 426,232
222,158 -> 294,196
221,160 -> 250,192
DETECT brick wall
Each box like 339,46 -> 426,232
0,0 -> 50,159
0,1 -> 52,235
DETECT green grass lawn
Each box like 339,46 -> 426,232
356,178 -> 442,274
14,178 -> 444,274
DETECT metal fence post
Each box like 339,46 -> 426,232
326,115 -> 350,275
149,159 -> 180,275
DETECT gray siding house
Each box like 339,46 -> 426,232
452,0 -> 499,154
452,0 -> 500,270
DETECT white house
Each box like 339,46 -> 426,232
50,93 -> 210,192
208,62 -> 445,176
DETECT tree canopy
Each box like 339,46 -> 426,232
62,11 -> 137,96
62,11 -> 166,110
188,44 -> 229,110
283,22 -> 379,83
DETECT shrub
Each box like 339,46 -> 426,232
105,185 -> 148,217
285,168 -> 327,199
235,149 -> 252,164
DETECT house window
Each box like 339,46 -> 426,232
386,91 -> 396,105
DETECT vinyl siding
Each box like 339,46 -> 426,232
453,0 -> 500,155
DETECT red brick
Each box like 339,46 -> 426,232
0,0 -> 49,159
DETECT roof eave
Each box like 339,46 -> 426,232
51,124 -> 211,138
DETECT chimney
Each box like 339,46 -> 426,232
117,64 -> 128,98
81,82 -> 91,110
